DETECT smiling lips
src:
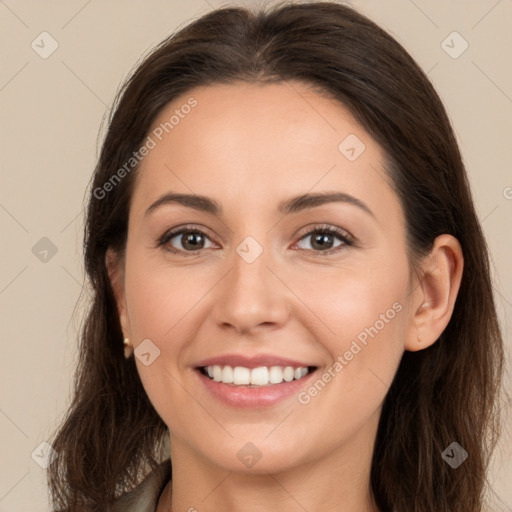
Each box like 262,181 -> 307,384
202,364 -> 311,386
194,353 -> 318,407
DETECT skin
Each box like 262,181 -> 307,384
106,81 -> 463,512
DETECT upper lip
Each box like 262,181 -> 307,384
194,353 -> 316,369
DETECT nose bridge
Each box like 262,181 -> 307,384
212,234 -> 290,333
231,238 -> 270,292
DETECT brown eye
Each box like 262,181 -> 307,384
294,225 -> 354,254
158,226 -> 215,254
177,231 -> 206,251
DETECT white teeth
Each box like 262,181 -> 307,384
283,367 -> 294,382
250,367 -> 269,386
233,366 -> 250,385
268,366 -> 283,384
213,365 -> 222,382
221,365 -> 234,383
203,365 -> 312,386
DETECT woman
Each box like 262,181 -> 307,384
47,2 -> 507,511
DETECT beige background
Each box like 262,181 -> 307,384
0,0 -> 511,510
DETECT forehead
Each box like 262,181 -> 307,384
130,81 -> 400,223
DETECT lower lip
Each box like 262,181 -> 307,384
195,369 -> 317,408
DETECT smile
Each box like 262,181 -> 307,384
200,365 -> 314,386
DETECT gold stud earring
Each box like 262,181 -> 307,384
123,338 -> 133,359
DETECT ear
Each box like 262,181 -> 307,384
105,247 -> 132,339
405,234 -> 464,352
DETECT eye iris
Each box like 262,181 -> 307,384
312,232 -> 334,250
182,232 -> 204,250
169,229 -> 342,252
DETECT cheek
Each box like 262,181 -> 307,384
124,249 -> 205,343
123,252 -> 197,426
125,269 -> 172,343
304,257 -> 408,385
313,253 -> 406,318
290,269 -> 407,438
322,277 -> 405,343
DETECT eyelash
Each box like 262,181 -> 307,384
157,223 -> 355,256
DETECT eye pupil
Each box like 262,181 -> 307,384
312,233 -> 334,250
163,226 -> 348,255
183,232 -> 204,250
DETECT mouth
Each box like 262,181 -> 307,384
192,354 -> 320,407
198,364 -> 317,387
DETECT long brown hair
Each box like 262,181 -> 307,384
47,2 -> 507,510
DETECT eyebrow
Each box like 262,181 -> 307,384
144,191 -> 375,219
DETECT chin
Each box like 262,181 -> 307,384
197,436 -> 311,475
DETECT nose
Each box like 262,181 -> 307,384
211,246 -> 292,336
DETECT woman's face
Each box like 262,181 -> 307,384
112,81 -> 419,474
